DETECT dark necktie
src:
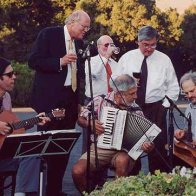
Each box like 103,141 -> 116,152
137,56 -> 148,106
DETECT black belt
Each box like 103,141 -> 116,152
145,100 -> 163,106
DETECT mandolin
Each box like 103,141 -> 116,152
0,108 -> 65,149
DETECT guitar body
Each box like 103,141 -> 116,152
0,111 -> 25,149
173,138 -> 196,167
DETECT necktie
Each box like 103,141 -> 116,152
69,40 -> 77,92
137,56 -> 148,106
105,62 -> 112,92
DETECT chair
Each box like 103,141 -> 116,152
0,171 -> 17,196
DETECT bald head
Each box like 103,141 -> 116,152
97,35 -> 113,46
65,10 -> 90,40
97,35 -> 114,57
65,10 -> 90,25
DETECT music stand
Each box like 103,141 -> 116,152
0,129 -> 81,196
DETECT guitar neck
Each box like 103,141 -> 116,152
10,113 -> 54,131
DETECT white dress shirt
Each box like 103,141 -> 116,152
85,54 -> 121,98
118,49 -> 180,107
63,25 -> 76,86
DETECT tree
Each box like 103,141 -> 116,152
0,0 -> 58,62
180,5 -> 196,71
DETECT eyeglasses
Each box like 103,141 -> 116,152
77,22 -> 91,32
140,43 -> 157,49
1,71 -> 16,78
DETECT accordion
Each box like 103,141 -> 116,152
98,106 -> 161,160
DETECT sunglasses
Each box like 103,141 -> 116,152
1,71 -> 16,78
103,43 -> 115,47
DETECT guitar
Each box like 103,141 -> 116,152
173,137 -> 196,167
0,108 -> 65,149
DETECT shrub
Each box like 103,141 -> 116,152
86,167 -> 196,196
11,62 -> 34,107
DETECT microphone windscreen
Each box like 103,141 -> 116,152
83,41 -> 98,57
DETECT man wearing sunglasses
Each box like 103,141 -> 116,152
85,35 -> 121,102
118,26 -> 179,173
0,57 -> 51,196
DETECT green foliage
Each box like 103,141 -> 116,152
180,5 -> 196,69
86,168 -> 196,196
0,0 -> 58,62
10,62 -> 34,107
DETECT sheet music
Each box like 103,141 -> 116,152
7,129 -> 77,138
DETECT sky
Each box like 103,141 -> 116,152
156,0 -> 196,14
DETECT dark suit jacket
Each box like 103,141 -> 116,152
28,26 -> 85,124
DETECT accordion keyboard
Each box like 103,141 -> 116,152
98,107 -> 127,149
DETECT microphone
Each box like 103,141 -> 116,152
79,41 -> 95,58
165,95 -> 180,112
165,95 -> 189,121
165,95 -> 175,106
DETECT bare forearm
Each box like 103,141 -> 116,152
78,116 -> 88,128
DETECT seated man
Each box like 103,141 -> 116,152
0,57 -> 50,196
72,74 -> 154,193
174,71 -> 196,147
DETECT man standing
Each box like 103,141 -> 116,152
28,10 -> 91,196
85,35 -> 121,101
118,26 -> 179,173
175,71 -> 196,146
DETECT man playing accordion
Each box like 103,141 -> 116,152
72,74 -> 154,193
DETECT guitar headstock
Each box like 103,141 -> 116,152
51,108 -> 65,120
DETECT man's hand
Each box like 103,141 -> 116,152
191,139 -> 196,148
0,121 -> 11,135
37,113 -> 51,126
91,120 -> 104,135
174,129 -> 186,140
105,45 -> 115,59
141,142 -> 154,153
60,53 -> 77,66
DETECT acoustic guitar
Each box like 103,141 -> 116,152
173,138 -> 196,167
0,108 -> 65,149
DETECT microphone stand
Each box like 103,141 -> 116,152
167,103 -> 174,168
165,95 -> 190,169
84,45 -> 99,193
187,114 -> 192,142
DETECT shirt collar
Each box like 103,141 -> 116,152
190,103 -> 196,109
99,54 -> 112,62
64,25 -> 72,41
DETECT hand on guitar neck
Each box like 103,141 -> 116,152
35,112 -> 51,126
